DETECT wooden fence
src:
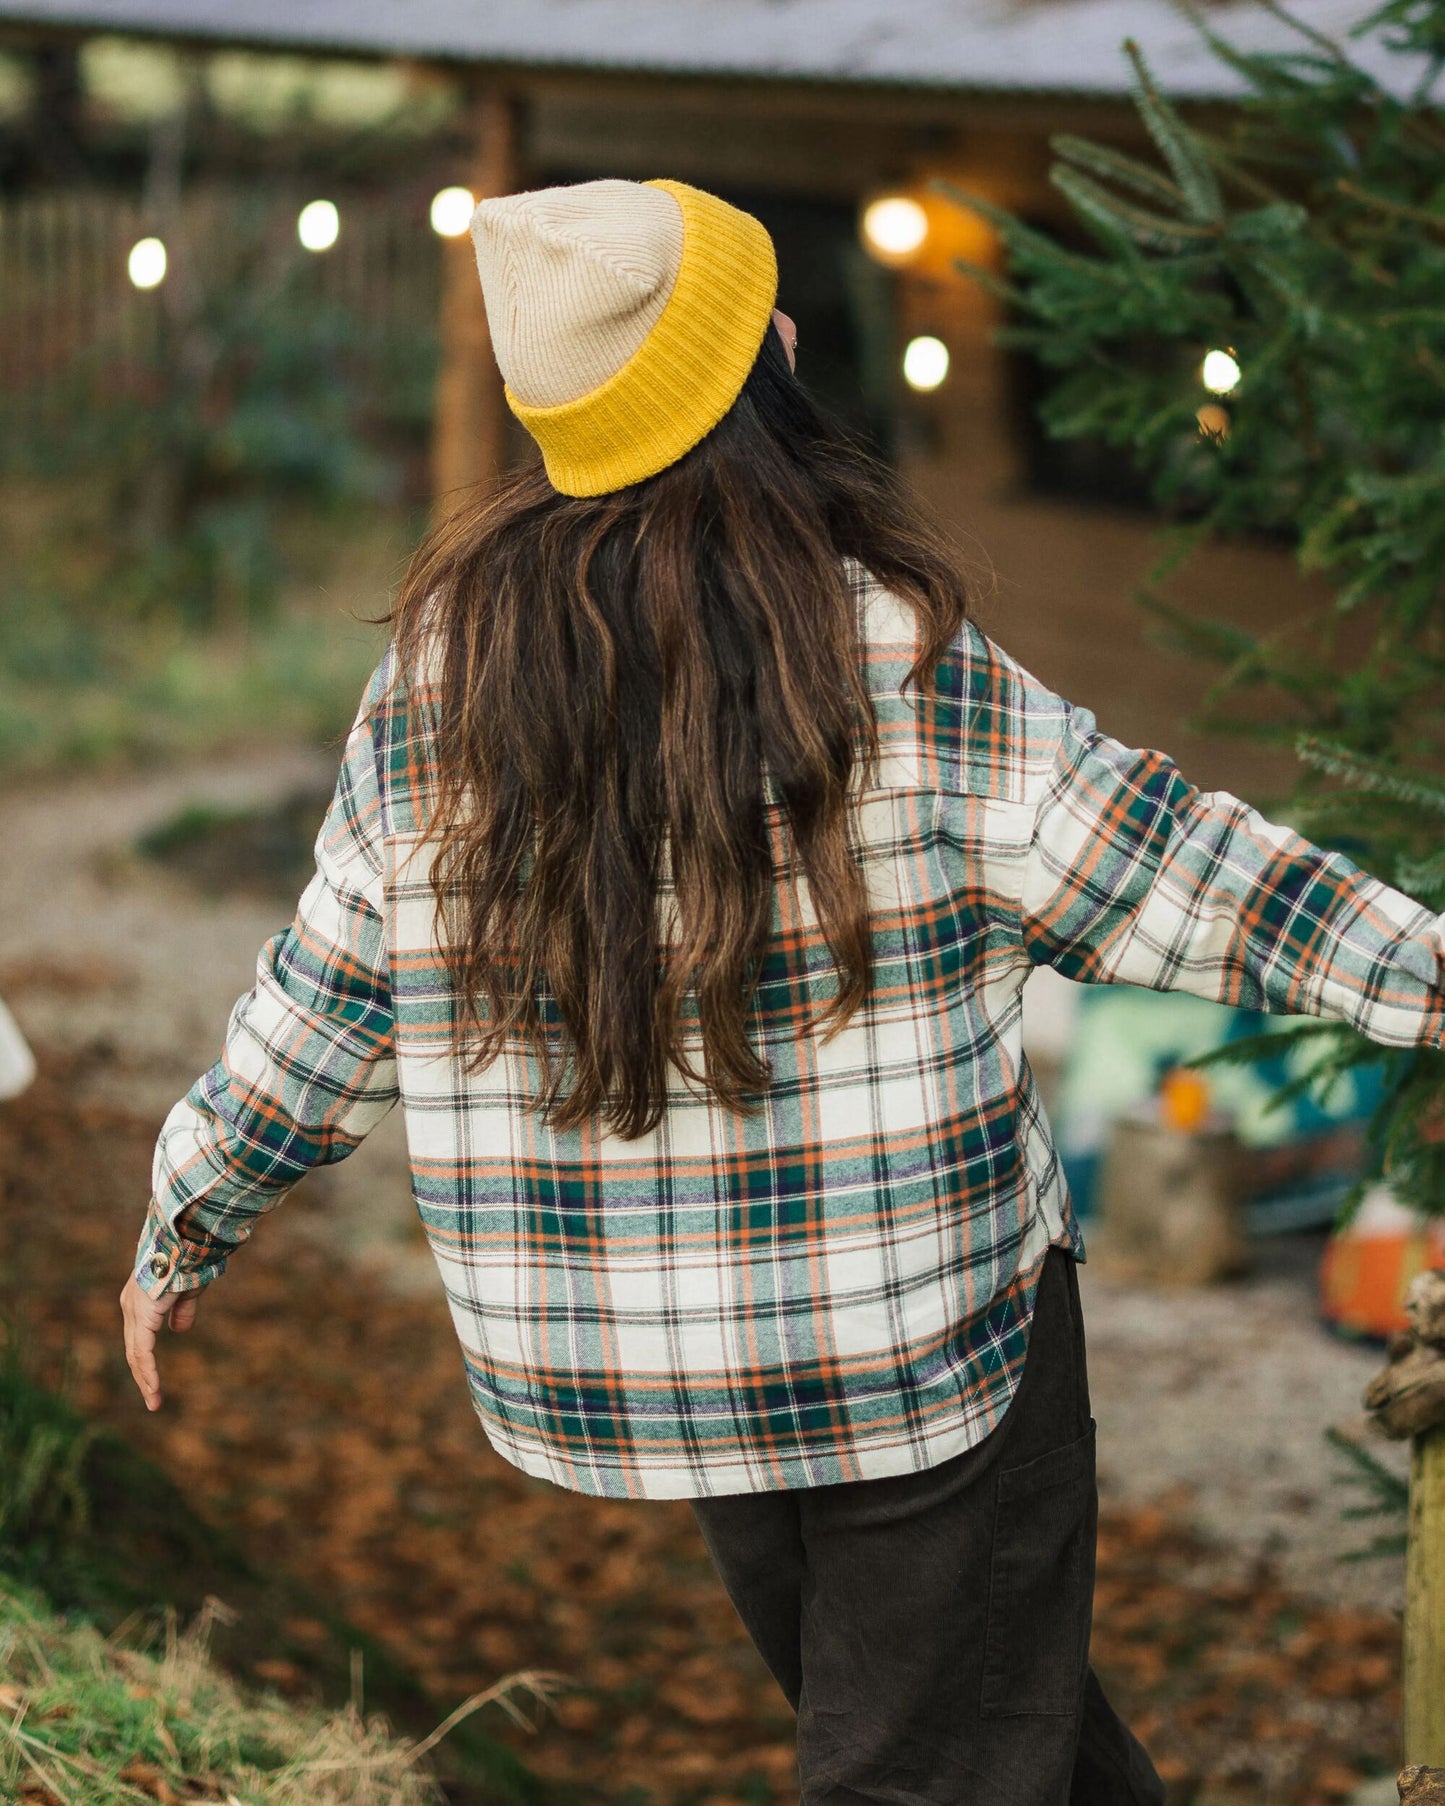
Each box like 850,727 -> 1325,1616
0,186 -> 444,444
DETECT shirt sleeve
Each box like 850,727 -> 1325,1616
1019,697 -> 1445,1049
132,656 -> 400,1299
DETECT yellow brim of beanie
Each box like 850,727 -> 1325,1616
504,178 -> 779,498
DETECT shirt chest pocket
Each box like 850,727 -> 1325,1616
852,785 -> 1018,966
763,786 -> 943,899
850,786 -> 948,908
756,786 -> 997,1030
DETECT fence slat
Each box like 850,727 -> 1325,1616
0,185 -> 441,438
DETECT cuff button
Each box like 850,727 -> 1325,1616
148,1254 -> 171,1277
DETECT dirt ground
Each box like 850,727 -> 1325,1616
0,745 -> 1416,1803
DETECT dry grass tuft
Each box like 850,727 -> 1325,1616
0,1576 -> 567,1804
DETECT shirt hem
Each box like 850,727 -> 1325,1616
473,1227 -> 1079,1500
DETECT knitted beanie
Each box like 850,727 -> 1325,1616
469,178 -> 779,497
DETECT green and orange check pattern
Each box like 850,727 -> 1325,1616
132,574 -> 1445,1499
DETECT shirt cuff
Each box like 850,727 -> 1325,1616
132,1196 -> 228,1298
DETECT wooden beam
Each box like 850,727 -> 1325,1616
431,86 -> 523,521
1405,1429 -> 1445,1765
1365,1271 -> 1445,1768
517,65 -> 1154,138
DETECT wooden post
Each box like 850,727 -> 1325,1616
1406,1428 -> 1445,1766
1363,1268 -> 1445,1777
431,87 -> 523,524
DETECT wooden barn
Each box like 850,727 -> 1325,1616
0,0 -> 1380,797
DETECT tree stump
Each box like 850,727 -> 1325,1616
1364,1268 -> 1445,1777
1094,1109 -> 1251,1284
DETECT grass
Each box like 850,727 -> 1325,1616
0,1318 -> 560,1805
0,604 -> 390,778
0,1327 -> 96,1601
133,788 -> 335,902
0,481 -> 410,779
0,1572 -> 564,1805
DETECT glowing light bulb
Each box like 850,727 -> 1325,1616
862,195 -> 928,261
298,199 -> 340,252
430,186 -> 477,237
127,236 -> 167,289
902,335 -> 950,392
1201,348 -> 1241,394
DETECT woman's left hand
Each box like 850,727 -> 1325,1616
119,1275 -> 203,1412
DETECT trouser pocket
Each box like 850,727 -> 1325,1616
980,1415 -> 1096,1717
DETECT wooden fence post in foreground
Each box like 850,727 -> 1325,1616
1363,1267 -> 1445,1784
431,86 -> 523,525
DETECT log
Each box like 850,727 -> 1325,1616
431,86 -> 523,522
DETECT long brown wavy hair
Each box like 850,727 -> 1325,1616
387,320 -> 974,1141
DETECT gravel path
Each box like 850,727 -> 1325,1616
0,748 -> 1409,1620
1078,1244 -> 1406,1616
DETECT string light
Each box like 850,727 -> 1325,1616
1201,349 -> 1241,395
298,199 -> 340,252
903,335 -> 950,392
1197,402 -> 1230,440
127,236 -> 167,289
430,186 -> 476,237
862,195 -> 928,262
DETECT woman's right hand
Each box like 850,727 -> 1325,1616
119,1274 -> 203,1412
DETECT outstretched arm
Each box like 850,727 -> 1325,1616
1020,698 -> 1445,1049
127,654 -> 400,1313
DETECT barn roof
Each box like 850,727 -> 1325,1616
0,0 -> 1417,99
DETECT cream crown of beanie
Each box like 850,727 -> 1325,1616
470,177 -> 779,497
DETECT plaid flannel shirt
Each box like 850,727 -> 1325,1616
133,572 -> 1445,1498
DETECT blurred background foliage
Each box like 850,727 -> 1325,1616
0,53 -> 440,772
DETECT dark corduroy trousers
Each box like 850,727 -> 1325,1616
690,1246 -> 1166,1805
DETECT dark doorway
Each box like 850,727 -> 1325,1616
717,184 -> 896,463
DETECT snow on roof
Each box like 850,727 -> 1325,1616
0,0 -> 1419,99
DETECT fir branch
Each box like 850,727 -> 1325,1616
1249,0 -> 1353,67
1395,845 -> 1445,902
1185,133 -> 1292,211
1049,168 -> 1220,250
1373,307 -> 1445,330
929,180 -> 1130,285
1183,1023 -> 1342,1071
947,258 -> 1023,308
1049,135 -> 1186,209
1324,1424 -> 1409,1524
1137,593 -> 1262,667
1336,178 -> 1445,234
1294,736 -> 1445,813
1123,39 -> 1225,224
1338,1531 -> 1410,1563
1138,592 -> 1337,704
1225,201 -> 1310,243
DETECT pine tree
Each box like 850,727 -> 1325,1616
938,0 -> 1445,1221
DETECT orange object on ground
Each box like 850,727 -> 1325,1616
1158,1066 -> 1211,1134
1318,1184 -> 1445,1339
